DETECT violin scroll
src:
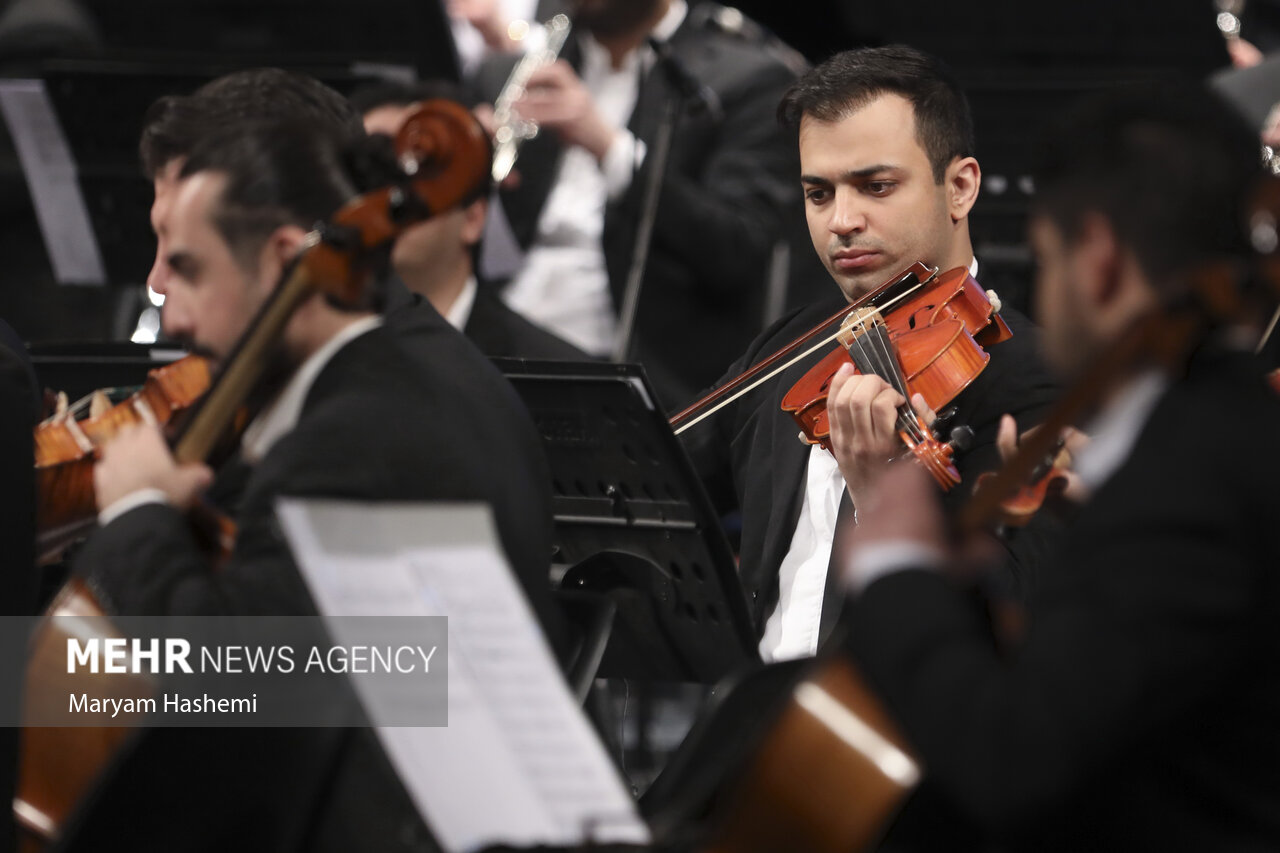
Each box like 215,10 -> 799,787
300,99 -> 493,308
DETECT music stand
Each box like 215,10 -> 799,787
494,358 -> 759,684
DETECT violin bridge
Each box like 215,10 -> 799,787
836,307 -> 884,348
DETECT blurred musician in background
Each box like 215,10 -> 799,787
353,80 -> 588,360
444,0 -> 569,74
838,84 -> 1279,851
471,0 -> 808,407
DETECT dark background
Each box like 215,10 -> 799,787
0,0 -> 1233,346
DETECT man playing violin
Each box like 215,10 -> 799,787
684,45 -> 1058,663
133,69 -> 567,653
61,118 -> 553,851
839,84 -> 1280,850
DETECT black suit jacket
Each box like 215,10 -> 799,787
383,274 -> 587,361
465,282 -> 589,360
64,321 -> 565,852
682,294 -> 1059,630
845,349 -> 1280,850
474,5 -> 806,408
0,341 -> 33,853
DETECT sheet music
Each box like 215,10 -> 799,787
277,499 -> 649,853
0,79 -> 107,285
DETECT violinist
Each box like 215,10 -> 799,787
682,45 -> 1058,663
136,69 -> 568,654
838,84 -> 1279,851
58,119 -> 539,851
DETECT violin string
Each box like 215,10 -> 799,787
871,317 -> 928,443
842,313 -> 926,445
855,313 -> 924,442
670,278 -> 930,436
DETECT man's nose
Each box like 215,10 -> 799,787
146,248 -> 169,295
829,190 -> 867,236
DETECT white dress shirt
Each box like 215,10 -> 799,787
444,275 -> 479,332
500,1 -> 687,357
240,315 -> 384,464
757,443 -> 845,662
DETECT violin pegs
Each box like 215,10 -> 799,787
947,425 -> 975,454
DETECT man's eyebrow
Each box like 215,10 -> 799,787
801,165 -> 900,184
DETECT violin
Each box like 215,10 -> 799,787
973,436 -> 1072,528
14,98 -> 492,851
781,264 -> 1009,490
671,262 -> 1010,490
33,354 -> 214,563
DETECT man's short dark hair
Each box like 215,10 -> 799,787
179,119 -> 361,272
139,68 -> 364,180
777,45 -> 974,183
1031,84 -> 1261,289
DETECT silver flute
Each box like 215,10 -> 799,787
490,13 -> 573,183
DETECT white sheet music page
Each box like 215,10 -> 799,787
276,499 -> 649,853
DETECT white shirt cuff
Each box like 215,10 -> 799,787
843,540 -> 945,595
602,130 -> 647,201
99,488 -> 171,527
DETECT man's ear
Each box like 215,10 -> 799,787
256,224 -> 312,291
945,156 -> 981,222
460,198 -> 488,247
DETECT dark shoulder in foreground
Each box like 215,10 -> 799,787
465,285 -> 590,361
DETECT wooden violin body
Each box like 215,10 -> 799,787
781,266 -> 1010,489
33,355 -> 211,562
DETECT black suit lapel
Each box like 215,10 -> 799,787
758,379 -> 816,599
626,13 -> 706,146
462,286 -> 507,356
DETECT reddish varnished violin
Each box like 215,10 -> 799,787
780,264 -> 1009,489
671,262 -> 1010,490
33,354 -> 215,562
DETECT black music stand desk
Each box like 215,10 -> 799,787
495,359 -> 759,685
